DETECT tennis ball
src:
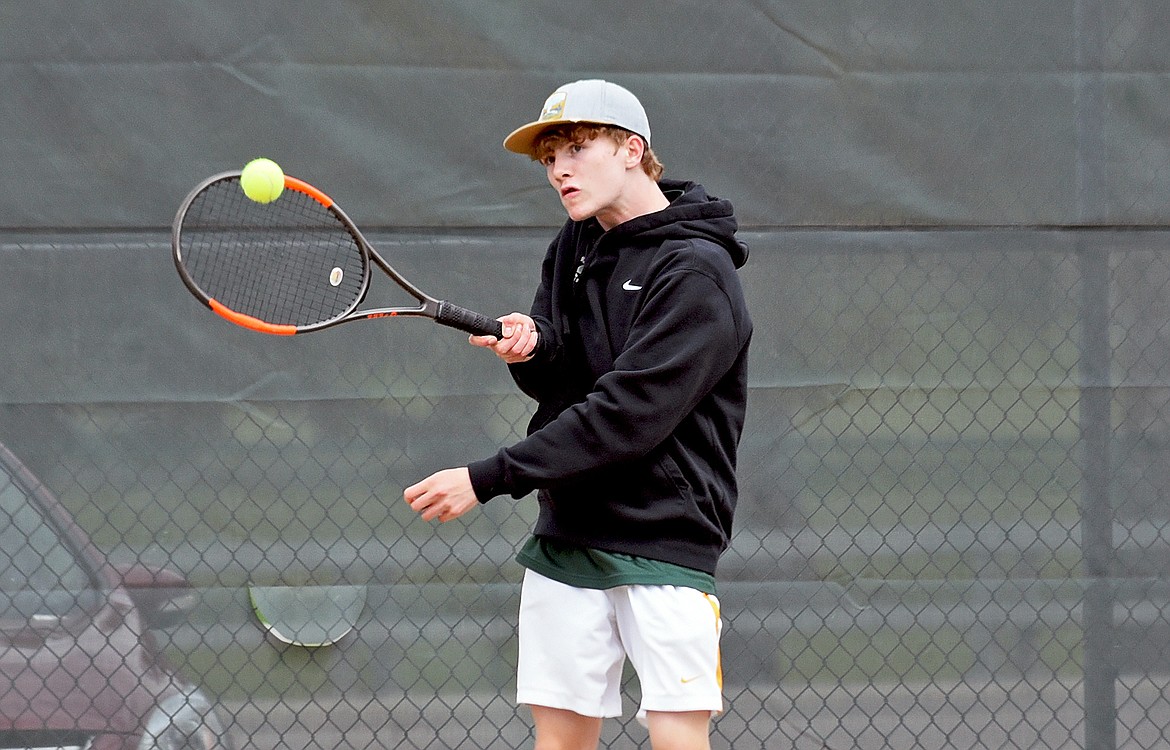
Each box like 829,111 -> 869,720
240,158 -> 285,203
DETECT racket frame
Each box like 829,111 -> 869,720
172,171 -> 503,338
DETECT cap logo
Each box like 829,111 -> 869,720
539,92 -> 567,122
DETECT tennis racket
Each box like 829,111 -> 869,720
171,171 -> 503,338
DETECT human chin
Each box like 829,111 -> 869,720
560,192 -> 595,221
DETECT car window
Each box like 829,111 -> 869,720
0,468 -> 92,595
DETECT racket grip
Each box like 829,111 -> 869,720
436,301 -> 504,338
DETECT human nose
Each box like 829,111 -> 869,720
546,158 -> 567,184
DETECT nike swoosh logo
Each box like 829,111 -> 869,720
622,280 -> 643,291
680,674 -> 703,684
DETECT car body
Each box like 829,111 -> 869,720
0,440 -> 233,750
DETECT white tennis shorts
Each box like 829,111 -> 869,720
516,568 -> 723,719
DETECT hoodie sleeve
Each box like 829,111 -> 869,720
500,232 -> 574,402
467,243 -> 750,501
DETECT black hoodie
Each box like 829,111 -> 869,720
467,179 -> 752,575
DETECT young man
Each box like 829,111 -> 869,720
404,79 -> 752,750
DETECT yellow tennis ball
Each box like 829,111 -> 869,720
240,158 -> 285,203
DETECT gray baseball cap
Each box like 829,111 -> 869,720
503,79 -> 651,156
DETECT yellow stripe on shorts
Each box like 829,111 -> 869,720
703,593 -> 723,689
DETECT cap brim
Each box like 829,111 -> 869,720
503,117 -> 649,157
503,119 -> 561,156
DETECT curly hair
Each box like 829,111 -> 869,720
532,123 -> 664,181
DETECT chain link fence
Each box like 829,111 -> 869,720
2,227 -> 1169,748
1,1 -> 1168,747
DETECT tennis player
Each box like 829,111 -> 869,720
405,79 -> 752,750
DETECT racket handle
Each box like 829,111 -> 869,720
436,301 -> 504,338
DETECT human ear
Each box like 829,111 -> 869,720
623,135 -> 646,169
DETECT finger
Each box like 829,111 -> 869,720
406,484 -> 435,514
501,324 -> 529,349
507,330 -> 537,358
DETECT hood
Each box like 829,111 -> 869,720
608,179 -> 749,269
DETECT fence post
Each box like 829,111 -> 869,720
1074,2 -> 1115,746
1079,240 -> 1116,750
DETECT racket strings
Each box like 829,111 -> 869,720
178,178 -> 367,328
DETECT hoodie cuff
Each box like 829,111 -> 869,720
467,453 -> 508,504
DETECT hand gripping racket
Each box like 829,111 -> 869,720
172,171 -> 503,338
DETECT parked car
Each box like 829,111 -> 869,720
0,439 -> 233,749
